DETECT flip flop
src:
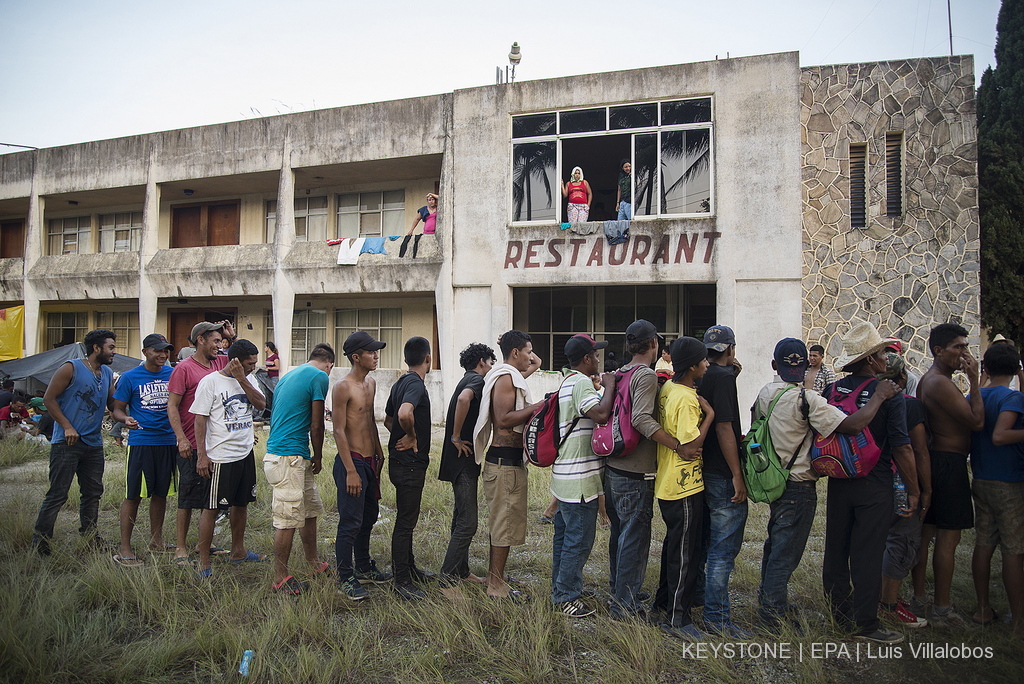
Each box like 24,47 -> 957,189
312,561 -> 332,576
112,555 -> 144,567
172,556 -> 195,567
227,550 -> 268,563
488,588 -> 531,605
972,609 -> 1000,626
209,546 -> 230,557
197,568 -> 213,580
149,543 -> 177,553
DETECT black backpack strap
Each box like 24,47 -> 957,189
784,388 -> 810,471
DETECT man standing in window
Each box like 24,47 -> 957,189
615,160 -> 632,220
385,336 -> 435,600
31,329 -> 117,555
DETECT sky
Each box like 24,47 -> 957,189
0,0 -> 1002,153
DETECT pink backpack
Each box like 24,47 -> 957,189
809,378 -> 883,478
591,365 -> 644,458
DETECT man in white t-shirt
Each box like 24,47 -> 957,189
192,339 -> 267,578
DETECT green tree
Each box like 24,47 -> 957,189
979,0 -> 1024,344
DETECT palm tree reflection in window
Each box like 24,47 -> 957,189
512,141 -> 556,222
661,129 -> 711,214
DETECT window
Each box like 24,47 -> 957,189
335,308 -> 403,368
95,311 -> 140,356
512,284 -> 716,370
266,309 -> 328,366
45,312 -> 88,349
337,191 -> 405,238
99,212 -> 142,253
266,196 -> 329,242
850,143 -> 867,228
511,97 -> 714,223
171,201 -> 240,248
886,132 -> 903,217
48,217 -> 92,255
0,220 -> 25,258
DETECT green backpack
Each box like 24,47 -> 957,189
741,386 -> 807,504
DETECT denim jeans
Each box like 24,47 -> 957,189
33,442 -> 105,540
440,469 -> 479,584
551,498 -> 599,604
605,469 -> 654,618
822,477 -> 892,634
617,201 -> 632,221
758,480 -> 817,624
335,456 -> 379,581
389,460 -> 426,584
699,472 -> 749,627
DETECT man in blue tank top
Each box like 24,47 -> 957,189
32,329 -> 117,555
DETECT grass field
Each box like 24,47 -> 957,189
0,429 -> 1020,684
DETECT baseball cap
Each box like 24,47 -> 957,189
343,331 -> 387,356
564,334 -> 609,365
625,319 -> 662,344
29,397 -> 46,412
142,333 -> 174,351
774,338 -> 809,383
190,321 -> 224,344
703,325 -> 736,352
884,338 -> 904,354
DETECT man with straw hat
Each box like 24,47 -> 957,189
821,322 -> 917,644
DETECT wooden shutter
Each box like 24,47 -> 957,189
850,144 -> 867,228
208,203 -> 240,246
886,132 -> 903,216
171,206 -> 203,248
0,220 -> 25,258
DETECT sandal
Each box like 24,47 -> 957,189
312,561 -> 332,576
488,588 -> 531,605
972,609 -> 1000,626
112,554 -> 144,567
172,556 -> 194,567
272,575 -> 308,596
227,550 -> 268,563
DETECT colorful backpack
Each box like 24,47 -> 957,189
809,378 -> 882,478
523,377 -> 580,467
591,365 -> 644,458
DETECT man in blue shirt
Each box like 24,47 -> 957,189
31,329 -> 117,556
111,334 -> 176,566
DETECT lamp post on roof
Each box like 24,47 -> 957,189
509,42 -> 522,83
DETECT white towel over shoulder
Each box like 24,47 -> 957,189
472,363 -> 533,465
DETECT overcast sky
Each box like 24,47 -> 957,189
0,0 -> 1001,153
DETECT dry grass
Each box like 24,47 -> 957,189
0,431 -> 1021,684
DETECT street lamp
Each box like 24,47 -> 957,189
508,42 -> 522,83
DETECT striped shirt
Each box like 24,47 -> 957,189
550,369 -> 604,503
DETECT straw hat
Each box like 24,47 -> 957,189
992,333 -> 1009,344
834,322 -> 889,371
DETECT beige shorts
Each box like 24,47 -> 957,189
973,478 -> 1024,555
264,453 -> 325,529
482,455 -> 528,547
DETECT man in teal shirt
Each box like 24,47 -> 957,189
264,343 -> 335,595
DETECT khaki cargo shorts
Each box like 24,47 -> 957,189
264,453 -> 325,529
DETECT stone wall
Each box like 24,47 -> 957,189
801,56 -> 979,372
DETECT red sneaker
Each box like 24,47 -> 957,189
881,599 -> 928,628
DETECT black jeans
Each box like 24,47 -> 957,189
33,442 -> 105,541
440,469 -> 479,584
822,477 -> 892,634
389,460 -> 427,584
335,456 -> 380,581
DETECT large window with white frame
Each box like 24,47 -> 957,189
95,311 -> 141,356
337,191 -> 405,238
99,212 -> 143,253
48,217 -> 92,255
266,309 -> 328,366
335,308 -> 403,369
266,196 -> 329,242
511,98 -> 714,223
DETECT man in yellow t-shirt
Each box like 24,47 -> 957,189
653,336 -> 715,640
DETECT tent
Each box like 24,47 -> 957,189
0,343 -> 143,394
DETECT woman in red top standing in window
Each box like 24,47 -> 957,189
406,193 -> 439,236
561,166 -> 592,222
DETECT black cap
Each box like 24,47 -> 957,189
343,331 -> 386,356
142,333 -> 174,351
773,338 -> 808,383
625,319 -> 661,344
564,334 -> 609,365
670,336 -> 707,372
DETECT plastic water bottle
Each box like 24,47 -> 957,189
893,472 -> 909,513
239,650 -> 254,677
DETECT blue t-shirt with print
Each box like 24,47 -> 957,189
113,364 -> 175,446
969,385 -> 1024,482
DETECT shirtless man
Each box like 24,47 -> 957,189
914,322 -> 985,626
264,343 -> 334,595
332,331 -> 390,600
472,330 -> 542,600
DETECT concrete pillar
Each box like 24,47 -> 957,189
138,170 -> 160,337
22,184 -> 43,355
435,94 -> 458,396
272,141 -> 296,372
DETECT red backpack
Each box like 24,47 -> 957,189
523,377 -> 580,467
809,378 -> 882,478
592,365 -> 644,458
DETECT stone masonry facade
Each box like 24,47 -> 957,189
801,56 -> 979,374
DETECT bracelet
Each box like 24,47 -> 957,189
673,440 -> 681,451
451,437 -> 462,444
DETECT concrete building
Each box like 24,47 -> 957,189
0,51 -> 979,419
